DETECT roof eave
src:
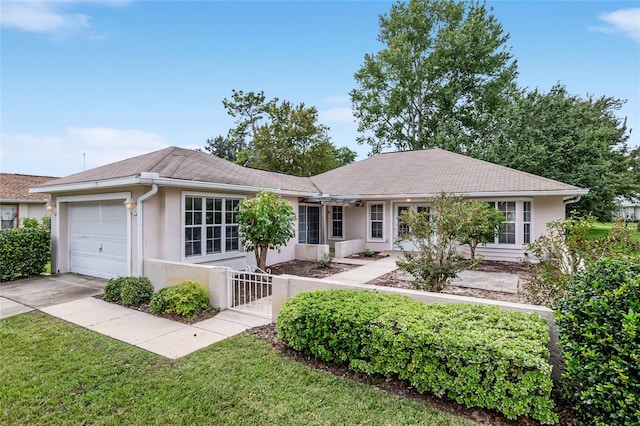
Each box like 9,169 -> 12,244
30,175 -> 319,198
324,189 -> 590,200
0,199 -> 48,204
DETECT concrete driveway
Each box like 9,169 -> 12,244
0,274 -> 106,319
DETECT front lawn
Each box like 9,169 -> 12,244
1,312 -> 474,425
588,221 -> 640,241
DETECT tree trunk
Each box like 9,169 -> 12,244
258,244 -> 269,271
469,243 -> 477,260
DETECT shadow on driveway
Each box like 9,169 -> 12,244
0,274 -> 106,319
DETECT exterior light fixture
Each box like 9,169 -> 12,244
123,197 -> 137,216
45,199 -> 56,213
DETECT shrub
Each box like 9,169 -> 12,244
104,277 -> 126,302
0,227 -> 50,281
21,217 -> 39,229
277,290 -> 557,424
526,214 -> 640,306
316,253 -> 334,268
395,193 -> 466,291
363,248 -> 374,257
120,277 -> 154,306
554,257 -> 640,425
149,281 -> 210,318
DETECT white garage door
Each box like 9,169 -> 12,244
69,201 -> 128,279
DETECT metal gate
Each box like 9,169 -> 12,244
227,267 -> 272,318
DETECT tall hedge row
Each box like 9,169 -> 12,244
0,227 -> 50,281
555,257 -> 640,425
277,290 -> 557,424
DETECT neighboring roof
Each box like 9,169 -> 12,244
310,148 -> 587,198
1,173 -> 57,202
31,147 -> 319,194
31,146 -> 587,199
616,197 -> 640,207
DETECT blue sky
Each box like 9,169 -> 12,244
1,0 -> 639,177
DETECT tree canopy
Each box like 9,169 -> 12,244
350,0 -> 518,155
237,190 -> 296,271
350,0 -> 636,218
483,85 -> 635,220
206,90 -> 357,176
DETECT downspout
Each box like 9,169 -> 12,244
136,183 -> 158,276
563,195 -> 582,211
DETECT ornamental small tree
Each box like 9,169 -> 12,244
457,201 -> 504,261
395,193 -> 466,291
237,190 -> 296,271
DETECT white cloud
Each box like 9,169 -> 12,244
0,1 -> 131,38
0,126 -> 169,177
320,107 -> 354,124
592,8 -> 640,43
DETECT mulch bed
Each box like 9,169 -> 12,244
268,260 -> 356,278
94,295 -> 219,324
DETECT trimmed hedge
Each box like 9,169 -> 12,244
104,276 -> 153,306
149,280 -> 210,318
0,227 -> 50,281
555,257 -> 640,425
277,290 -> 557,424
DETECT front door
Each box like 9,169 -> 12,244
394,203 -> 428,251
298,205 -> 321,244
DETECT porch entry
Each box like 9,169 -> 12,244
298,204 -> 321,244
227,268 -> 272,318
394,203 -> 428,251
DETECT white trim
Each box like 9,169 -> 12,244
366,201 -> 385,243
31,176 -> 317,198
57,192 -> 131,203
180,192 -> 246,263
327,205 -> 345,241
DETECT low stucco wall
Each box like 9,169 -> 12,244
271,274 -> 561,380
334,239 -> 365,258
295,243 -> 329,261
144,259 -> 230,310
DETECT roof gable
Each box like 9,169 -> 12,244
311,148 -> 583,196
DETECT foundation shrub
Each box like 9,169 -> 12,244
277,289 -> 557,424
120,277 -> 154,306
0,228 -> 50,281
149,280 -> 210,318
555,257 -> 640,425
104,277 -> 126,302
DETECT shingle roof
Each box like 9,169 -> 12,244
35,147 -> 319,193
32,146 -> 585,198
310,148 -> 584,196
1,173 -> 57,202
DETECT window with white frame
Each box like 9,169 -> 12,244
523,201 -> 532,244
184,195 -> 240,258
329,206 -> 343,239
368,203 -> 384,241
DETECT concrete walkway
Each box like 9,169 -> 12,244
41,298 -> 270,359
328,252 -> 400,284
1,274 -> 269,359
331,252 -> 518,294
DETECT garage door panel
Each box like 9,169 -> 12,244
69,201 -> 128,279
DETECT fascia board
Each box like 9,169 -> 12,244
30,175 -> 319,198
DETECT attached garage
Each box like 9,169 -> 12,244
68,200 -> 129,279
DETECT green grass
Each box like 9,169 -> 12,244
588,222 -> 640,241
0,312 -> 474,426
